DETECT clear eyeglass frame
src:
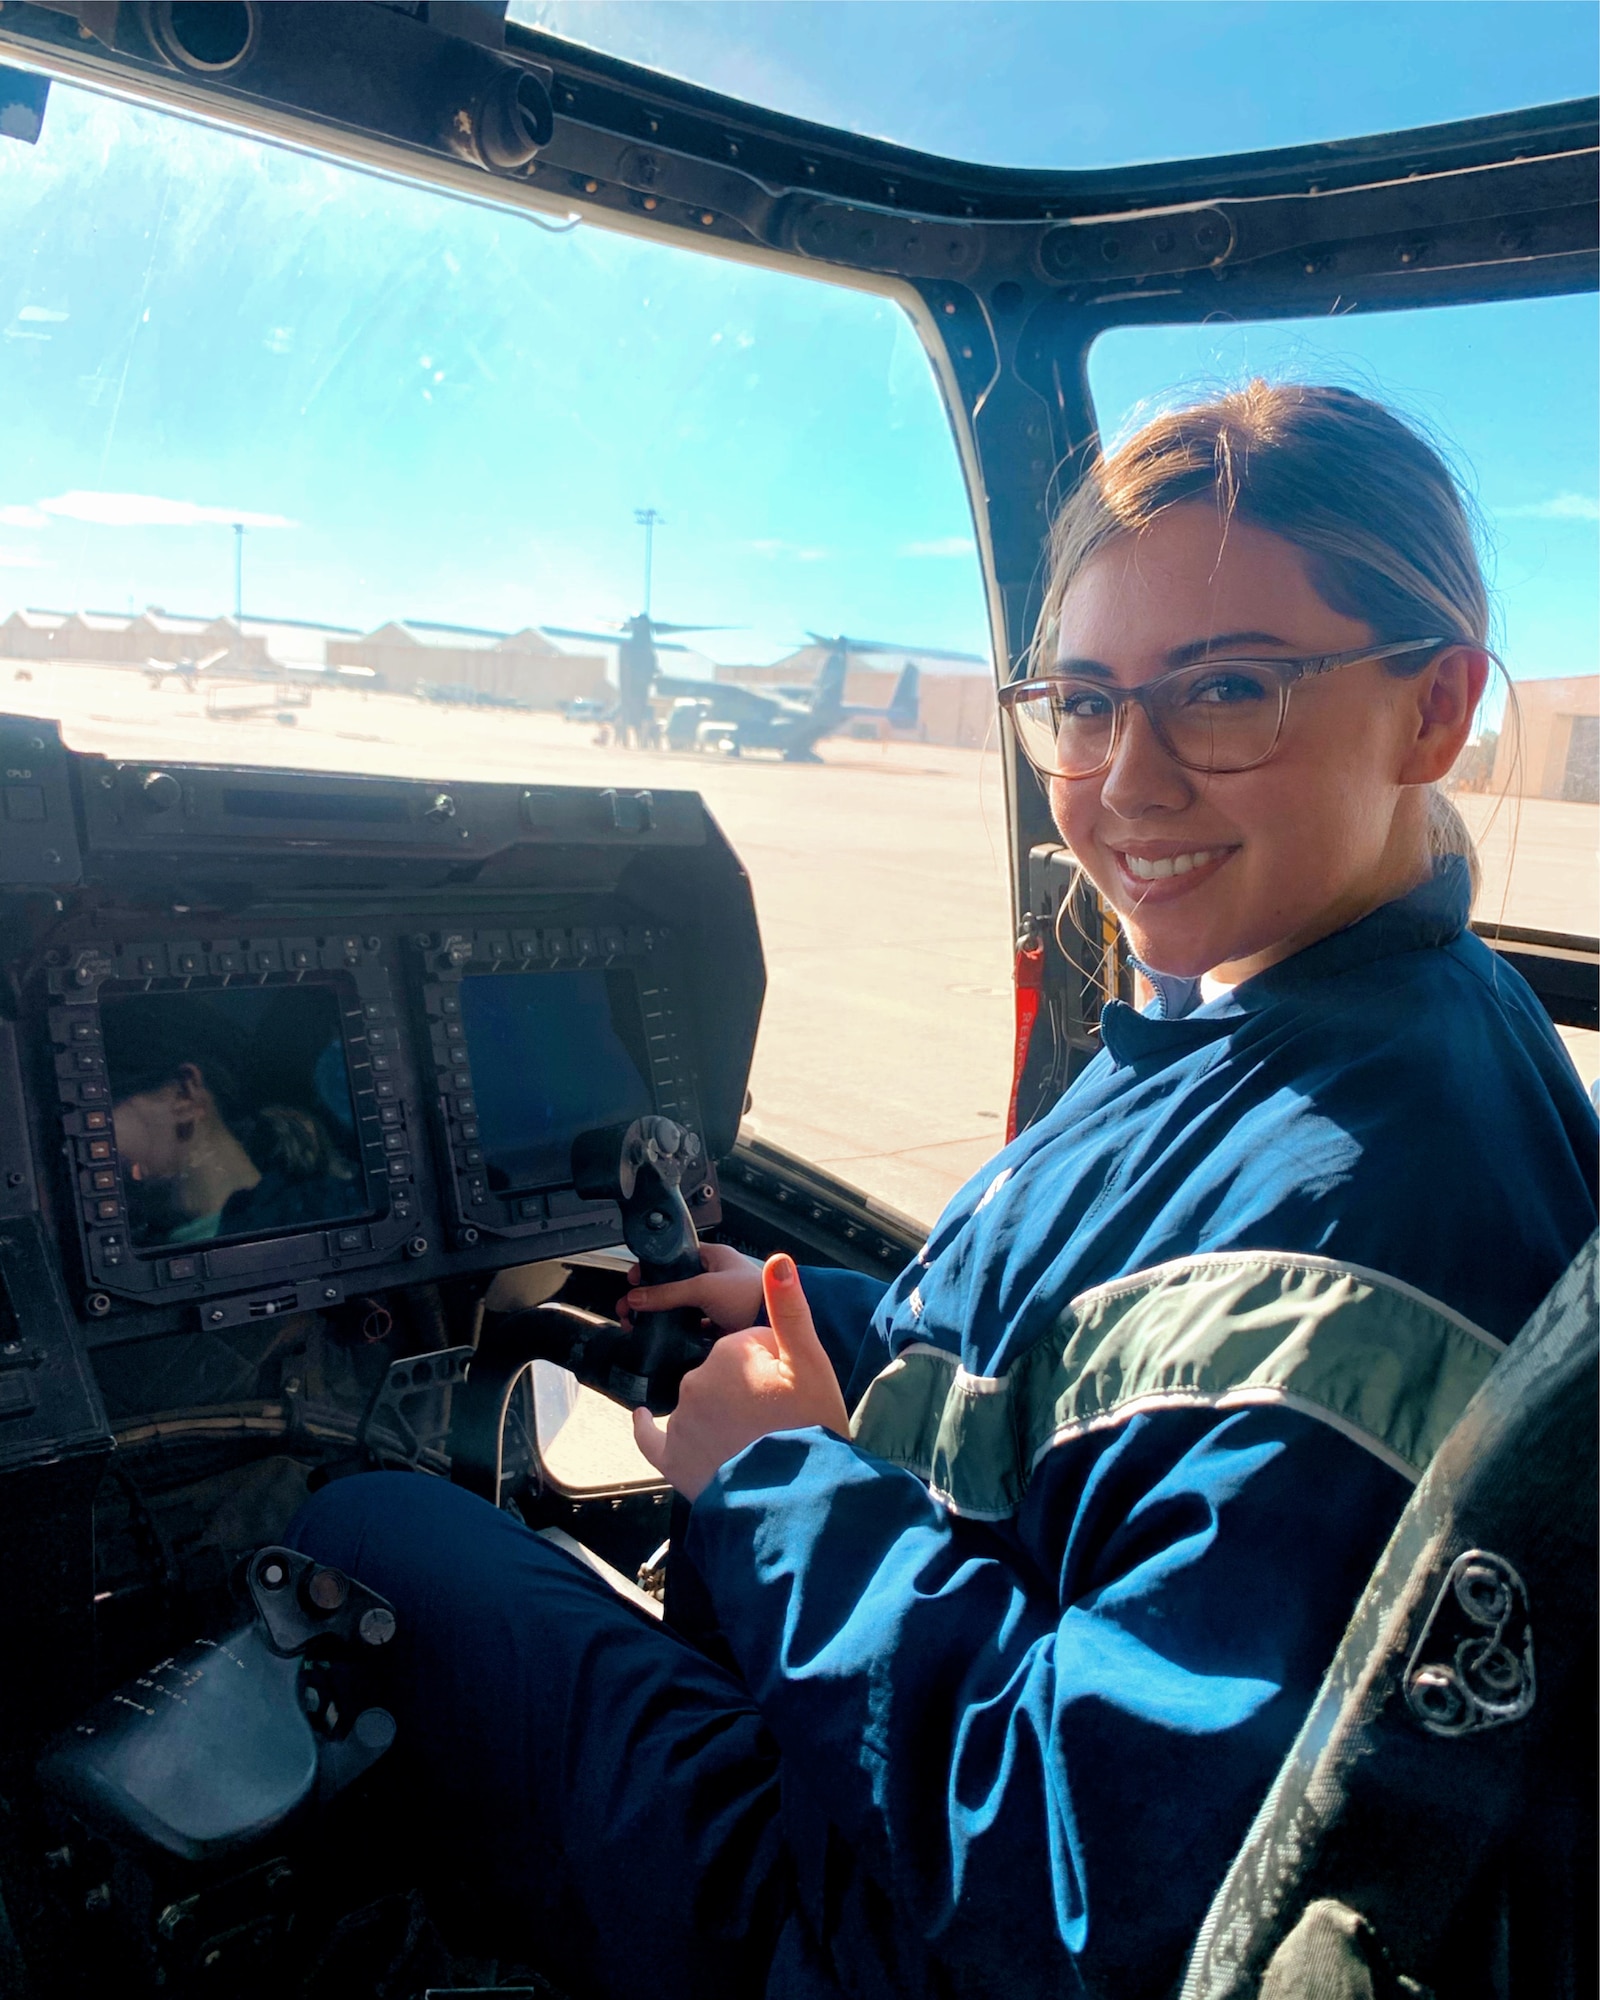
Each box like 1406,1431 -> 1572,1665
997,638 -> 1451,780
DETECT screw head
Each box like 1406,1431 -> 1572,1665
359,1606 -> 397,1647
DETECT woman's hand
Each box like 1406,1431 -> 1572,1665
618,1239 -> 766,1335
632,1255 -> 850,1501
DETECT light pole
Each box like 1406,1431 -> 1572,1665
633,507 -> 663,617
233,522 -> 245,625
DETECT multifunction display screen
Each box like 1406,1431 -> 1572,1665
101,985 -> 368,1253
458,970 -> 654,1193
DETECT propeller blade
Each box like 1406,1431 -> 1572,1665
804,631 -> 904,655
800,628 -> 976,660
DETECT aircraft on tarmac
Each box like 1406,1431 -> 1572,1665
544,612 -> 734,747
659,638 -> 920,761
550,619 -> 922,761
142,647 -> 230,692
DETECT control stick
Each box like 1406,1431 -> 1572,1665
450,1118 -> 719,1504
570,1114 -> 711,1407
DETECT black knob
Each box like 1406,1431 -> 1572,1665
139,770 -> 181,814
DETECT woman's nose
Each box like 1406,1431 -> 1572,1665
1099,701 -> 1194,818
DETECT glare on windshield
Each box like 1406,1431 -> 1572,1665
0,81 -> 1008,1222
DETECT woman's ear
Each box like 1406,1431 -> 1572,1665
1397,645 -> 1490,786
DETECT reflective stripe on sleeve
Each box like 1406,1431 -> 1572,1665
849,1251 -> 1504,1520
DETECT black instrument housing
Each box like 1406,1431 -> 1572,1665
0,715 -> 764,1350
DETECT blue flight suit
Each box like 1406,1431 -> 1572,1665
294,857 -> 1598,1998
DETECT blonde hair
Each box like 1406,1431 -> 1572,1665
1036,380 -> 1500,897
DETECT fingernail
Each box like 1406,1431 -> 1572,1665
768,1254 -> 796,1285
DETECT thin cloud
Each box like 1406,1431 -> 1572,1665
1495,493 -> 1599,522
34,491 -> 298,529
0,547 -> 47,569
0,504 -> 48,529
902,535 -> 978,559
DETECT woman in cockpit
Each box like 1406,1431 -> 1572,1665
294,383 -> 1599,2000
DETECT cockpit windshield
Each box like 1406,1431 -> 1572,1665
0,78 -> 1003,1221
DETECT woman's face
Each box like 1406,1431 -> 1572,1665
113,1076 -> 198,1184
1049,504 -> 1454,982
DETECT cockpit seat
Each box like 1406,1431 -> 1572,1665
1183,1232 -> 1598,2000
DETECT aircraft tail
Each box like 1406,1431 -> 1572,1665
812,648 -> 848,709
887,662 -> 919,731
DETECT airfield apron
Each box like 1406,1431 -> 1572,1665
295,855 -> 1599,2000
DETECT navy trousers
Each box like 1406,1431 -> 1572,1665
291,1472 -> 791,1998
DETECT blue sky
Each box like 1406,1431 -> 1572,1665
0,4 -> 1593,682
521,1 -> 1599,170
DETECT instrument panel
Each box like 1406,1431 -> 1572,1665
0,715 -> 763,1346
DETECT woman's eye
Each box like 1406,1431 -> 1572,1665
1184,669 -> 1271,706
1057,688 -> 1113,720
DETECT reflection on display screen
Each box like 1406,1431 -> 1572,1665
101,985 -> 368,1253
460,971 -> 654,1194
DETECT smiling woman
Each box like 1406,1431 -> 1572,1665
1086,301 -> 1600,965
1021,382 -> 1491,985
291,378 -> 1598,2000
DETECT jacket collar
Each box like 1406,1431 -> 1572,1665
1101,856 -> 1471,1068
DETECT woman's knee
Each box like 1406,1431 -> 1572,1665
289,1470 -> 513,1611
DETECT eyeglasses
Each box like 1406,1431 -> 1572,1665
998,639 -> 1449,781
